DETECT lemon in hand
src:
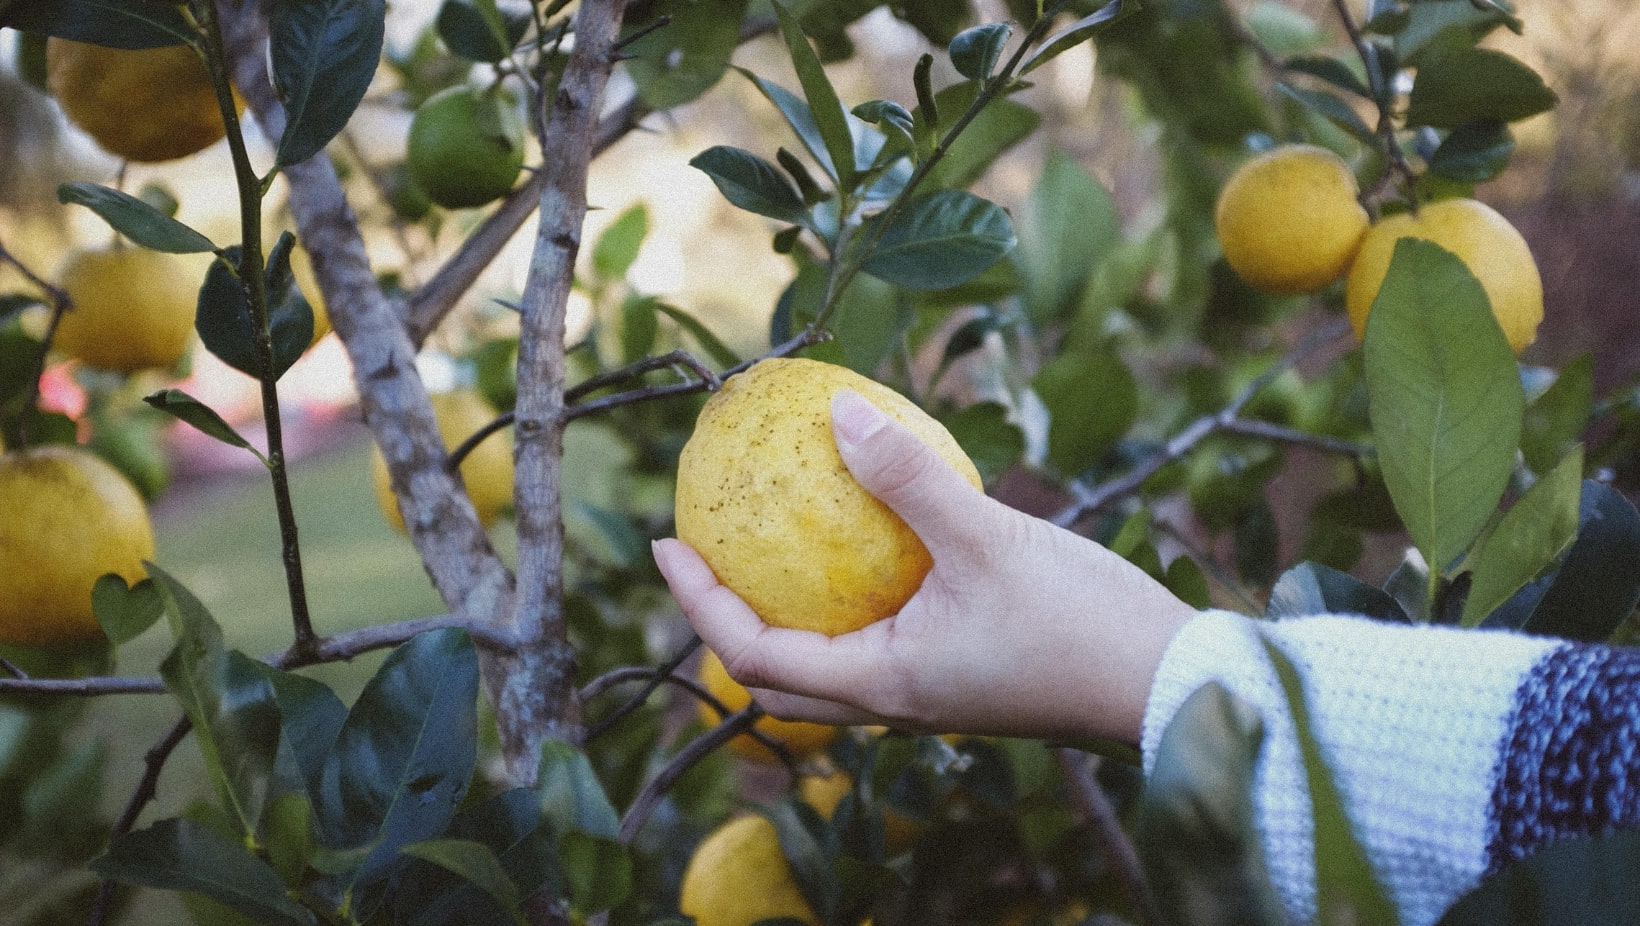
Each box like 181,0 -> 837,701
371,389 -> 514,534
1215,144 -> 1370,294
1345,198 -> 1543,354
0,445 -> 154,646
54,246 -> 197,373
674,358 -> 982,638
407,86 -> 525,209
47,38 -> 240,162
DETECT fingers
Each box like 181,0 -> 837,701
830,390 -> 989,560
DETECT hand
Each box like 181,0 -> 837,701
653,389 -> 1198,744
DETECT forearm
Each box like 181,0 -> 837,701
1142,610 -> 1640,926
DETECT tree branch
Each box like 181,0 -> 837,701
582,635 -> 701,739
88,715 -> 192,926
0,235 -> 72,449
618,705 -> 762,844
1054,748 -> 1161,926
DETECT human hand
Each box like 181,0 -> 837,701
653,389 -> 1198,744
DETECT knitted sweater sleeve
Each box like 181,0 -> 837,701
1140,610 -> 1640,926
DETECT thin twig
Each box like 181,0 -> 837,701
0,237 -> 73,449
1220,419 -> 1370,457
0,654 -> 28,679
1328,0 -> 1417,212
88,715 -> 193,926
565,349 -> 723,402
583,635 -> 701,740
618,705 -> 762,844
0,675 -> 165,696
1054,748 -> 1162,926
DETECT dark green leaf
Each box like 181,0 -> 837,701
1282,54 -> 1371,98
1394,0 -> 1520,65
1519,481 -> 1640,643
143,389 -> 265,462
763,801 -> 839,924
949,22 -> 1010,80
270,0 -> 387,166
918,87 -> 1040,190
1165,555 -> 1213,610
1017,152 -> 1117,324
150,566 -> 281,840
1033,349 -> 1137,476
56,183 -> 215,253
1406,47 -> 1557,129
1264,643 -> 1399,926
860,191 -> 1016,290
435,0 -> 530,63
736,69 -> 837,182
0,0 -> 190,47
574,502 -> 646,567
1364,238 -> 1523,579
92,574 -> 164,645
263,792 -> 315,886
249,663 -> 347,798
1439,829 -> 1640,926
195,243 -> 314,382
689,146 -> 810,226
1460,447 -> 1582,627
1233,501 -> 1280,588
1427,120 -> 1515,183
828,273 -> 910,376
1268,561 -> 1411,623
537,740 -> 619,840
619,295 -> 659,365
400,839 -> 525,924
940,402 -> 1023,483
653,302 -> 740,368
852,99 -> 916,155
559,831 -> 631,911
1521,355 -> 1593,477
592,203 -> 649,282
1276,83 -> 1376,144
624,0 -> 750,109
91,819 -> 314,925
401,790 -> 563,926
1137,683 -> 1284,926
316,628 -> 479,888
772,1 -> 857,191
1020,0 -> 1132,76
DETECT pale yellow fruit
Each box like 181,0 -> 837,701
47,38 -> 241,163
287,244 -> 332,347
371,389 -> 513,533
679,814 -> 819,926
55,247 -> 197,373
674,358 -> 982,638
698,649 -> 838,761
1215,144 -> 1370,294
0,445 -> 154,646
1345,198 -> 1543,354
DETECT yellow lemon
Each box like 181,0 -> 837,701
47,38 -> 241,163
55,247 -> 197,373
698,649 -> 838,761
679,814 -> 820,926
1345,198 -> 1543,354
799,768 -> 923,850
674,358 -> 982,638
371,389 -> 513,533
287,243 -> 332,347
1215,144 -> 1370,294
0,445 -> 154,646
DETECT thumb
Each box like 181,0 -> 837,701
831,389 -> 984,554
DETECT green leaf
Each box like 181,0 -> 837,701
1263,643 -> 1400,926
1268,562 -> 1411,623
592,203 -> 649,282
315,628 -> 479,888
1136,683 -> 1285,926
92,574 -> 164,645
1276,83 -> 1377,144
1405,47 -> 1557,129
1019,0 -> 1133,76
1032,349 -> 1137,476
270,0 -> 387,166
619,294 -> 659,365
624,0 -> 750,109
763,801 -> 839,924
1393,0 -> 1520,66
434,0 -> 530,63
401,790 -> 563,926
653,302 -> 740,368
537,740 -> 619,840
949,22 -> 1011,80
1439,829 -> 1640,926
151,566 -> 281,841
736,69 -> 839,183
771,2 -> 857,191
56,184 -> 216,253
1016,152 -> 1118,323
689,147 -> 810,226
940,402 -> 1023,483
852,99 -> 916,155
248,662 -> 347,799
860,190 -> 1016,290
1460,447 -> 1583,627
1516,481 -> 1640,643
916,84 -> 1040,190
1521,355 -> 1593,477
1164,555 -> 1213,610
1427,120 -> 1515,183
1364,238 -> 1523,579
559,831 -> 632,911
0,0 -> 191,47
1282,54 -> 1371,98
195,242 -> 315,382
143,389 -> 266,463
400,839 -> 525,924
91,819 -> 314,926
263,792 -> 314,887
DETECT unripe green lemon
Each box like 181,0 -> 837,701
406,86 -> 524,209
1215,144 -> 1370,294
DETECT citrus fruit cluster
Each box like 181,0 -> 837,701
1215,144 -> 1543,354
674,357 -> 982,639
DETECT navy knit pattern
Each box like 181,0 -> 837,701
1486,643 -> 1640,871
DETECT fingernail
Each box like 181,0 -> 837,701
832,390 -> 886,448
